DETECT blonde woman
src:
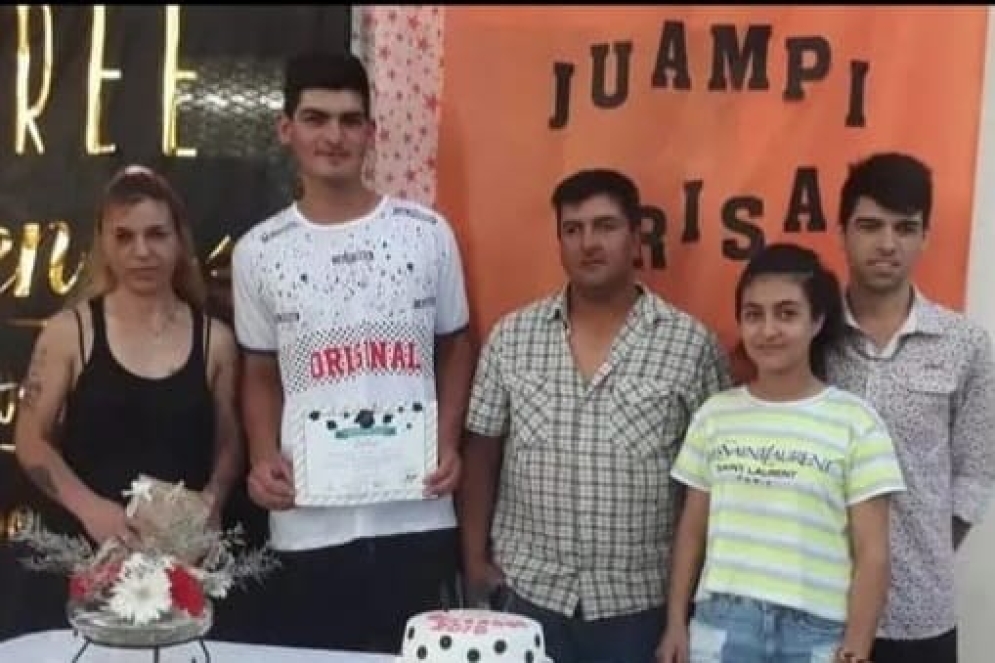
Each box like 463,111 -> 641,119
4,166 -> 242,635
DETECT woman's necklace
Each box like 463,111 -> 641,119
148,304 -> 181,345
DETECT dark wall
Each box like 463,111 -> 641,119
0,5 -> 352,539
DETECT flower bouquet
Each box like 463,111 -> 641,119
11,475 -> 280,652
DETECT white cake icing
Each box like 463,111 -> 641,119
399,609 -> 551,663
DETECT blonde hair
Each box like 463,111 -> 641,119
74,166 -> 206,309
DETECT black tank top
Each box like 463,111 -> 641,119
42,297 -> 216,536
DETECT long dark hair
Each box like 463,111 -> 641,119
734,243 -> 844,381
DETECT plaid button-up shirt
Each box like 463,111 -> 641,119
466,285 -> 732,619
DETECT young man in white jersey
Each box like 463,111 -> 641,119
231,50 -> 473,652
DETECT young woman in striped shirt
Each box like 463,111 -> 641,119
657,243 -> 906,663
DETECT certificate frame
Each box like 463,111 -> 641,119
292,400 -> 438,507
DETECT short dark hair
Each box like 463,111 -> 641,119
734,242 -> 844,381
839,152 -> 932,230
283,50 -> 371,117
551,169 -> 641,231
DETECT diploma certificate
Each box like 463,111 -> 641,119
293,401 -> 438,506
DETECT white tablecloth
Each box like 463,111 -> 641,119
0,630 -> 398,662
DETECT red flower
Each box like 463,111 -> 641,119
69,574 -> 89,600
94,561 -> 122,587
167,565 -> 205,617
69,560 -> 123,601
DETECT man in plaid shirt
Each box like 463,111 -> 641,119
459,169 -> 732,663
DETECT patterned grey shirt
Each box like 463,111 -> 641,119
826,290 -> 995,639
465,285 -> 732,620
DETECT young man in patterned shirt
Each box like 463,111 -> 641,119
826,152 -> 995,663
458,169 -> 732,663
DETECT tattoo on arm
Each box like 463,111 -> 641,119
20,378 -> 43,411
26,464 -> 58,499
20,347 -> 47,411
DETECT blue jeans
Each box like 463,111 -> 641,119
690,594 -> 845,663
500,588 -> 663,663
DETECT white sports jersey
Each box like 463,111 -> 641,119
231,195 -> 469,551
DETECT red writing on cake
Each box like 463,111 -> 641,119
310,339 -> 422,380
426,613 -> 530,636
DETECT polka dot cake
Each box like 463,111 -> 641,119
399,609 -> 551,663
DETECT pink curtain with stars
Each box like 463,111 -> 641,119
351,6 -> 445,208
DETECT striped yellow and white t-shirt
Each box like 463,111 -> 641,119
671,385 -> 906,622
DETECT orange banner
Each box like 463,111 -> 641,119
436,6 -> 988,349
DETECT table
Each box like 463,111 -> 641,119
0,630 -> 398,662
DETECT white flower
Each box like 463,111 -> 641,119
204,573 -> 232,599
189,567 -> 232,599
108,564 -> 171,625
121,551 -> 171,577
166,481 -> 187,501
122,478 -> 155,517
121,552 -> 148,576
